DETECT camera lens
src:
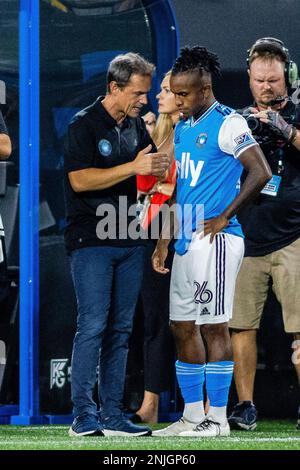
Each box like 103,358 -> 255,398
246,116 -> 262,133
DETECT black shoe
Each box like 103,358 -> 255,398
297,405 -> 300,430
130,413 -> 143,424
228,401 -> 257,431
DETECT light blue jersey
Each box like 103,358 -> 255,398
174,101 -> 257,255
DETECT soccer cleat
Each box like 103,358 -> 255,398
102,415 -> 151,436
69,413 -> 104,437
228,401 -> 257,431
180,419 -> 230,437
152,417 -> 198,436
296,405 -> 300,430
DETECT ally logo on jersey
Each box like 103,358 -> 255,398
176,152 -> 205,187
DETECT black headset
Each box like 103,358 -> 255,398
247,37 -> 298,87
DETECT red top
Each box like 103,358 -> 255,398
136,159 -> 176,229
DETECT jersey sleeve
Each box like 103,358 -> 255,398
218,113 -> 258,158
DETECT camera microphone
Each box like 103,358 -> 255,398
267,95 -> 288,106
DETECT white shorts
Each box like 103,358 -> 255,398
170,232 -> 244,325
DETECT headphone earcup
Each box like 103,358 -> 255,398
289,61 -> 298,87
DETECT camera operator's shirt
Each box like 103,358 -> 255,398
238,101 -> 300,257
174,101 -> 257,255
64,97 -> 155,253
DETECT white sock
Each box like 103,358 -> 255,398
207,406 -> 227,426
183,401 -> 205,423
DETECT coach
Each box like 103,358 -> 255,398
64,52 -> 169,437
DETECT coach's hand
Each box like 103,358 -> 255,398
151,241 -> 169,274
204,214 -> 229,244
133,144 -> 170,177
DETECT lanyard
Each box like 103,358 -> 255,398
277,148 -> 284,175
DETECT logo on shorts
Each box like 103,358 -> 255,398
194,281 -> 213,304
196,133 -> 208,148
98,139 -> 112,157
200,307 -> 210,315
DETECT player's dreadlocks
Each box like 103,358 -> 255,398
172,46 -> 221,78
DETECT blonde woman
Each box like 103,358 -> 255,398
133,72 -> 179,423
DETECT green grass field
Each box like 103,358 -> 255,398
0,421 -> 299,450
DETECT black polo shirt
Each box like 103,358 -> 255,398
64,97 -> 155,253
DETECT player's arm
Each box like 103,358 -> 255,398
204,114 -> 272,242
151,185 -> 177,274
225,145 -> 272,216
204,145 -> 271,242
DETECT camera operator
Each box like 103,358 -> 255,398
0,108 -> 12,303
229,38 -> 300,431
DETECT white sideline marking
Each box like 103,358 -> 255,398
19,426 -> 69,430
1,437 -> 300,444
229,437 -> 300,442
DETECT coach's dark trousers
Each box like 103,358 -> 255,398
70,245 -> 145,420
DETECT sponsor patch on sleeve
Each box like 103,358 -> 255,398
234,132 -> 253,145
233,132 -> 257,156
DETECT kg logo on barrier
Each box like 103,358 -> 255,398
50,358 -> 71,389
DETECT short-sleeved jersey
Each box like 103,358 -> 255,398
174,101 -> 257,255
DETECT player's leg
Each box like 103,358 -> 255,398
153,251 -> 206,436
201,321 -> 233,432
172,319 -> 206,421
181,233 -> 244,437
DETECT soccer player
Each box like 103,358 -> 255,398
152,46 -> 271,437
